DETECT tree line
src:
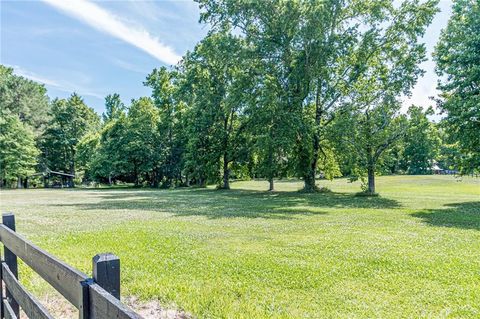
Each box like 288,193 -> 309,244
1,0 -> 478,194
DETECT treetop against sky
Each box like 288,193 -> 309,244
1,0 -> 452,115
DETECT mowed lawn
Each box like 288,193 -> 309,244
1,175 -> 479,318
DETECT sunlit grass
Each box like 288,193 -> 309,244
1,175 -> 479,318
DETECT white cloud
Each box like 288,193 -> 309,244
42,0 -> 181,65
111,58 -> 150,74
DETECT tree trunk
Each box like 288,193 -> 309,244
134,164 -> 139,187
268,177 -> 274,191
305,80 -> 322,192
70,148 -> 76,188
222,156 -> 230,190
366,144 -> 376,194
367,166 -> 375,194
108,174 -> 112,186
198,177 -> 206,187
17,177 -> 23,189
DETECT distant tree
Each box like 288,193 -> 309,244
434,0 -> 480,173
335,100 -> 407,194
436,127 -> 462,172
123,97 -> 160,186
0,113 -> 39,188
248,75 -> 298,191
402,106 -> 441,174
0,65 -> 50,136
144,67 -> 187,187
0,65 -> 49,187
91,113 -> 131,184
40,94 -> 100,186
102,93 -> 125,123
75,132 -> 100,182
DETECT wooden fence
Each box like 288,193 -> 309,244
0,213 -> 143,319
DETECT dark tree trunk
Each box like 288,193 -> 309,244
366,145 -> 376,194
267,141 -> 274,191
304,136 -> 319,192
70,148 -> 76,187
268,177 -> 274,191
134,164 -> 139,187
367,166 -> 375,194
222,154 -> 230,190
305,81 -> 322,192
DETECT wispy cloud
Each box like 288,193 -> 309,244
9,64 -> 105,99
42,0 -> 181,65
111,58 -> 150,75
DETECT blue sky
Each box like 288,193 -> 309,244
1,0 -> 452,115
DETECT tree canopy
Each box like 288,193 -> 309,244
434,0 -> 480,173
2,0 -> 477,192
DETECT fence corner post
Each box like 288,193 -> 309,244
92,253 -> 120,300
2,213 -> 19,318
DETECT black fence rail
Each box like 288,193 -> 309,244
0,213 -> 143,319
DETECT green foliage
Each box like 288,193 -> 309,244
434,0 -> 480,173
0,65 -> 50,136
180,32 -> 250,188
402,106 -> 441,174
102,93 -> 125,123
75,132 -> 100,181
145,67 -> 186,187
124,97 -> 161,186
91,112 -> 130,183
40,94 -> 100,179
197,0 -> 439,192
0,113 -> 39,186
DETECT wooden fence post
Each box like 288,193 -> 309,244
0,258 -> 3,319
92,253 -> 120,300
2,213 -> 19,317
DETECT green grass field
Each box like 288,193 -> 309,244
1,175 -> 479,318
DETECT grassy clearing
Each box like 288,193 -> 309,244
0,175 -> 479,318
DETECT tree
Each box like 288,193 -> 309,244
102,93 -> 126,123
197,0 -> 439,191
0,113 -> 39,188
334,100 -> 407,194
0,65 -> 50,188
180,32 -> 249,189
434,0 -> 480,173
75,132 -> 100,182
40,94 -> 100,186
123,97 -> 160,186
145,67 -> 187,187
402,106 -> 440,174
248,74 -> 297,191
91,112 -> 131,185
0,65 -> 50,136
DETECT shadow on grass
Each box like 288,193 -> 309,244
411,201 -> 480,230
49,187 -> 401,220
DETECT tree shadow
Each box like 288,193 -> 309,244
411,202 -> 480,230
48,187 -> 401,220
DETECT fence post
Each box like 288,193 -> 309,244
92,253 -> 120,300
0,258 -> 3,319
2,213 -> 19,317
